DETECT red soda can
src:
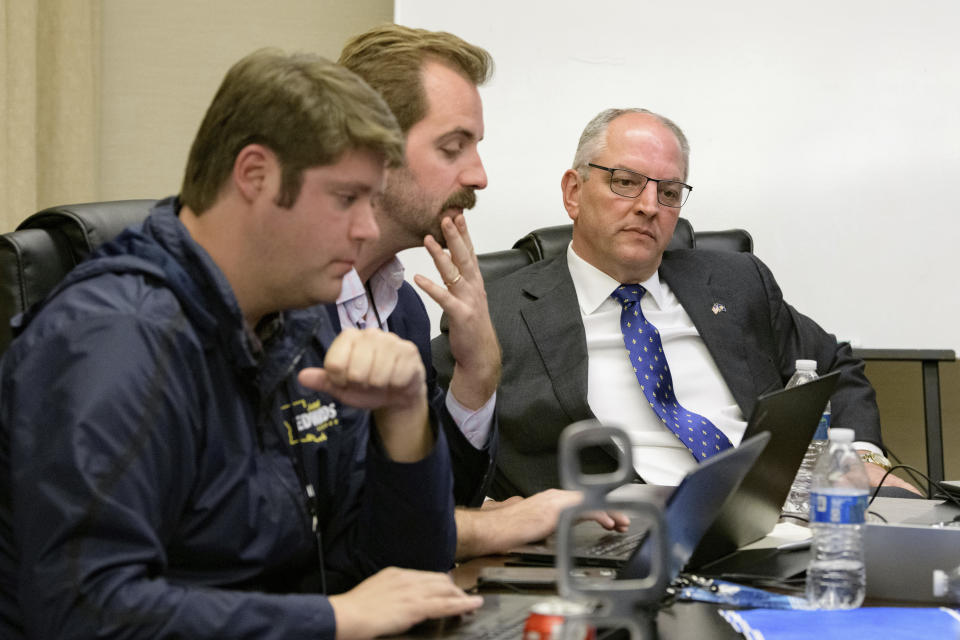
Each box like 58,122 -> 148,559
522,598 -> 596,640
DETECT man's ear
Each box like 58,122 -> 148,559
561,169 -> 582,222
232,144 -> 276,204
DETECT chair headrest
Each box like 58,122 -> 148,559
512,217 -> 696,263
1,200 -> 156,356
19,200 -> 156,259
694,228 -> 753,253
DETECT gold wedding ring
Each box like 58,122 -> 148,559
445,271 -> 463,286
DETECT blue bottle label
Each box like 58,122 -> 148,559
809,491 -> 867,524
813,412 -> 830,440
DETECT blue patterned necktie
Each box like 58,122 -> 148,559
611,284 -> 733,460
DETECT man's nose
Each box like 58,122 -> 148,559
632,179 -> 660,215
351,199 -> 380,242
461,151 -> 488,190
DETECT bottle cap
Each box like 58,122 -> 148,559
933,569 -> 948,597
828,428 -> 854,443
795,359 -> 818,372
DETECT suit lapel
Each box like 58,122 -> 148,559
659,251 -> 758,415
518,256 -> 593,422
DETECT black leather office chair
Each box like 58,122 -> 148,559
0,200 -> 155,355
477,217 -> 752,282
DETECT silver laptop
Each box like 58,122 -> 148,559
864,522 -> 960,603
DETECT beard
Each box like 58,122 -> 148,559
381,167 -> 477,248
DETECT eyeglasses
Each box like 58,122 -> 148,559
587,163 -> 692,208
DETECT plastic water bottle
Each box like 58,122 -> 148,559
782,359 -> 831,516
805,428 -> 868,609
932,565 -> 960,603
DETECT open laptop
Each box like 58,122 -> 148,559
864,522 -> 960,603
510,371 -> 838,569
400,433 -> 770,640
689,370 -> 839,568
855,496 -> 960,603
510,431 -> 770,571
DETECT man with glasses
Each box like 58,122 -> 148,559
436,107 -> 917,497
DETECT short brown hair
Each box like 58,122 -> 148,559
339,24 -> 493,133
181,48 -> 404,213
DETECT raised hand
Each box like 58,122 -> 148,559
413,214 -> 500,410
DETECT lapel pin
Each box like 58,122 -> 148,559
711,303 -> 726,315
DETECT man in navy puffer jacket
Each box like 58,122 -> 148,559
0,49 -> 481,640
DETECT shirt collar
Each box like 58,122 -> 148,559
566,243 -> 665,314
369,255 -> 406,293
337,268 -> 366,305
336,256 -> 405,305
336,256 -> 405,328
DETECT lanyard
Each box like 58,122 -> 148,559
284,424 -> 327,594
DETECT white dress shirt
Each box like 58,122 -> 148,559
336,258 -> 495,449
567,245 -> 747,485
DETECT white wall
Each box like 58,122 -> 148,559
395,0 -> 960,353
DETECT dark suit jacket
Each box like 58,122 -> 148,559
433,249 -> 881,499
327,281 -> 496,506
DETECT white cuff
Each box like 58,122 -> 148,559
445,390 -> 496,449
853,441 -> 883,455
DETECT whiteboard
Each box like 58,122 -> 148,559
395,0 -> 960,353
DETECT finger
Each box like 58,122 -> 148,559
413,273 -> 457,310
544,489 -> 584,510
364,335 -> 397,390
410,574 -> 481,602
453,213 -> 476,256
423,234 -> 460,284
389,342 -> 426,394
609,510 -> 631,531
581,510 -> 615,529
422,594 -> 485,619
364,350 -> 395,391
343,330 -> 377,387
386,569 -> 466,599
440,216 -> 478,278
297,367 -> 330,392
323,329 -> 361,386
370,338 -> 421,397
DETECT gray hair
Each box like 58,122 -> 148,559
572,108 -> 690,181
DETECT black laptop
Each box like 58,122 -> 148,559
510,371 -> 838,569
399,432 -> 770,640
687,370 -> 839,568
509,432 -> 770,571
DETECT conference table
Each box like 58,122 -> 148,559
421,496 -> 960,640
447,555 -> 742,639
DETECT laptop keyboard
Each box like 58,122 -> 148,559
581,531 -> 645,558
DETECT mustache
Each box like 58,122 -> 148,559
441,189 -> 477,211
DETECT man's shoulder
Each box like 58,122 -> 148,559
18,271 -> 188,344
663,246 -> 755,263
7,235 -> 211,364
661,247 -> 762,277
1,269 -> 205,399
483,254 -> 567,299
394,280 -> 428,318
